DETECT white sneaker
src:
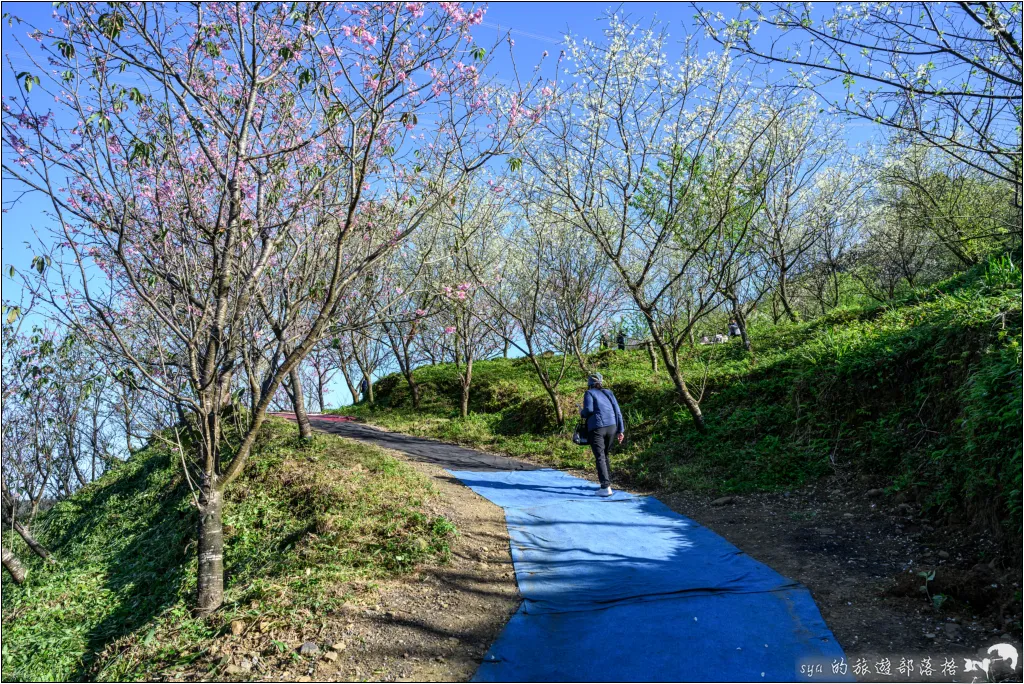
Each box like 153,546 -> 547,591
598,487 -> 613,497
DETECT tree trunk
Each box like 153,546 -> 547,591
778,270 -> 800,323
316,375 -> 326,413
338,364 -> 358,407
730,297 -> 753,353
666,361 -> 705,431
289,368 -> 313,440
403,370 -> 421,409
646,322 -> 705,431
736,315 -> 752,352
572,341 -> 589,374
196,486 -> 224,615
528,354 -> 565,426
645,340 -> 659,372
2,547 -> 27,584
361,373 -> 374,405
459,359 -> 473,419
2,514 -> 53,563
1,484 -> 53,562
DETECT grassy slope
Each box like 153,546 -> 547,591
1,419 -> 455,682
339,257 -> 1022,548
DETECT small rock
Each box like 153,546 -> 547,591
818,528 -> 836,536
865,488 -> 884,498
331,641 -> 347,652
711,496 -> 737,506
259,621 -> 272,633
298,641 -> 319,656
897,503 -> 913,514
925,633 -> 937,639
323,651 -> 339,662
225,664 -> 242,675
843,513 -> 855,519
230,620 -> 245,636
943,623 -> 962,639
938,551 -> 950,560
239,658 -> 253,673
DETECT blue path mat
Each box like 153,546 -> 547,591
448,469 -> 852,682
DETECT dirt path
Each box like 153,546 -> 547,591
303,458 -> 522,682
655,483 -> 1022,681
208,416 -> 522,683
302,415 -> 1022,683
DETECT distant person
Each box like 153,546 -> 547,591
700,335 -> 710,345
359,377 -> 369,400
599,332 -> 609,350
728,320 -> 740,337
579,373 -> 625,497
616,331 -> 626,351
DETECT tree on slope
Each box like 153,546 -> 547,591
528,16 -> 777,430
3,2 -> 532,612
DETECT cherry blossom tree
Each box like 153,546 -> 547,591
432,182 -> 505,417
3,2 -> 534,612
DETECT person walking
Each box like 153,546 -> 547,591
579,373 -> 625,497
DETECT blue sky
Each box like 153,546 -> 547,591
1,2 -> 877,408
1,2 -> 873,287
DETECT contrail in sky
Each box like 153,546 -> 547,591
480,21 -> 564,45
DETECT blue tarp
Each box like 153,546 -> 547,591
447,468 -> 852,682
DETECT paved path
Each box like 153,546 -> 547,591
301,415 -> 540,472
299,414 -> 850,682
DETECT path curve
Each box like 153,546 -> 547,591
299,414 -> 850,682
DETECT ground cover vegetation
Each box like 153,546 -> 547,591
1,419 -> 454,681
1,0 -> 1020,665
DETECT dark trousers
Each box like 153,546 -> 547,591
589,425 -> 616,488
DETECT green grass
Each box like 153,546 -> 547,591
1,419 -> 455,682
338,255 -> 1023,550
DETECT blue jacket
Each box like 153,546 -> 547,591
581,388 -> 624,434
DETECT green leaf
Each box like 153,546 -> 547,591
97,12 -> 124,40
5,306 -> 20,324
56,40 -> 75,59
